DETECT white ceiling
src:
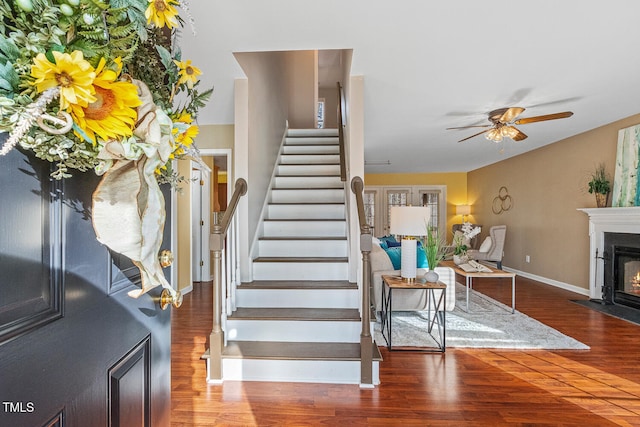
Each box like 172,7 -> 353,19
180,0 -> 640,173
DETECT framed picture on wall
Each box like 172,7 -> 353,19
612,124 -> 640,207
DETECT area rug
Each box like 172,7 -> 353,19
374,284 -> 589,350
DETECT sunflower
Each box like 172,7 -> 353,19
175,124 -> 199,147
69,58 -> 141,143
145,0 -> 180,29
174,59 -> 202,89
31,51 -> 96,110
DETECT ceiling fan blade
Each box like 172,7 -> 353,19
446,125 -> 491,130
457,128 -> 491,143
498,107 -> 525,123
512,128 -> 527,141
514,111 -> 574,125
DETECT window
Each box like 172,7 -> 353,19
365,185 -> 447,240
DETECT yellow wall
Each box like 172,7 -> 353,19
364,172 -> 468,236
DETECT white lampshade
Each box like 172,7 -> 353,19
390,206 -> 430,281
389,206 -> 431,237
456,205 -> 471,216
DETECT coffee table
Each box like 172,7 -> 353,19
440,260 -> 516,313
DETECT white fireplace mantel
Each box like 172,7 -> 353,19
579,207 -> 640,299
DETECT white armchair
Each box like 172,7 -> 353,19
467,225 -> 506,269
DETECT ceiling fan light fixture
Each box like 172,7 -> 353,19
502,126 -> 519,139
485,128 -> 503,142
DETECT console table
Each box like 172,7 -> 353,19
380,275 -> 446,352
441,260 -> 516,313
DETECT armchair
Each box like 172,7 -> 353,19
467,225 -> 506,269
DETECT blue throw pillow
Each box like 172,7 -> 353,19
383,246 -> 402,269
383,244 -> 429,270
416,244 -> 429,269
386,241 -> 402,248
378,235 -> 398,246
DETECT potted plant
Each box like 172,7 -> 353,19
423,225 -> 445,282
452,233 -> 469,265
588,163 -> 611,208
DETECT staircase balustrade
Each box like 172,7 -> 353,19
337,82 -> 347,182
207,178 -> 247,383
351,176 -> 374,387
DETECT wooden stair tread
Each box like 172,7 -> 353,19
268,202 -> 344,205
259,236 -> 347,241
239,280 -> 357,289
210,341 -> 382,361
273,187 -> 344,190
254,257 -> 348,263
275,175 -> 341,178
229,307 -> 360,321
263,218 -> 345,221
279,162 -> 340,166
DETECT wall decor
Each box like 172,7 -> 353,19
612,124 -> 640,207
492,186 -> 512,214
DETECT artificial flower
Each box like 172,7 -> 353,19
145,0 -> 180,29
31,51 -> 96,110
69,58 -> 141,143
175,124 -> 199,147
174,59 -> 201,89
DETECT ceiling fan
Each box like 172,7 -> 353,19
447,107 -> 574,143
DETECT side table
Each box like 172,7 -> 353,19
380,275 -> 446,352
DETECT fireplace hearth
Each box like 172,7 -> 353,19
603,232 -> 640,310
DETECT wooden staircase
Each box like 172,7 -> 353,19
210,128 -> 381,384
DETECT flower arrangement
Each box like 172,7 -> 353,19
0,0 -> 212,299
587,163 -> 611,207
452,222 -> 481,257
0,0 -> 211,182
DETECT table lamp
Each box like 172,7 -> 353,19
456,204 -> 471,223
390,206 -> 431,281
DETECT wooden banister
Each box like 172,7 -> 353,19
337,82 -> 346,182
207,178 -> 247,383
351,176 -> 374,387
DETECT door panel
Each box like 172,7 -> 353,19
0,141 -> 171,426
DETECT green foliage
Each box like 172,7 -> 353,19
423,226 -> 446,270
588,163 -> 611,195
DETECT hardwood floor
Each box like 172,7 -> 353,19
171,276 -> 640,426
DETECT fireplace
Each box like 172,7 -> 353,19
579,207 -> 640,300
603,232 -> 640,309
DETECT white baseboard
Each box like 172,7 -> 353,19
503,266 -> 590,297
180,283 -> 194,295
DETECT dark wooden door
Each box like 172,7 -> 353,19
0,137 -> 171,426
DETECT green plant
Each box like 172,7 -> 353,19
424,226 -> 446,269
588,163 -> 611,195
452,233 -> 468,256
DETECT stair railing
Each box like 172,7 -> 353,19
351,176 -> 374,387
337,82 -> 347,182
207,178 -> 247,383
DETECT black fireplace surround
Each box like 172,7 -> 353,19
603,232 -> 640,310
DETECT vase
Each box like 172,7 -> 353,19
595,192 -> 608,208
453,254 -> 469,265
424,270 -> 439,283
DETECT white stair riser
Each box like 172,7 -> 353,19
277,164 -> 340,175
259,239 -> 348,257
263,221 -> 346,237
226,320 -> 361,342
280,154 -> 340,164
236,288 -> 359,308
287,128 -> 338,138
218,359 -> 380,384
271,189 -> 344,203
274,176 -> 343,188
267,204 -> 345,220
253,262 -> 349,280
283,145 -> 339,155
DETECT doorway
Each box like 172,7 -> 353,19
190,149 -> 231,284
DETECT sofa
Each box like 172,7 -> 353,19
370,240 -> 456,313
